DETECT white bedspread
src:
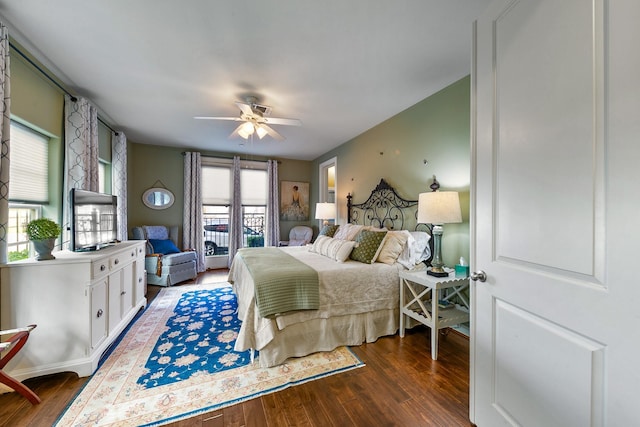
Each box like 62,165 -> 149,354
229,245 -> 402,359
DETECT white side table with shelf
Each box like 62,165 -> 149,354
399,269 -> 470,360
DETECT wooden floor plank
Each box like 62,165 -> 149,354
242,398 -> 268,427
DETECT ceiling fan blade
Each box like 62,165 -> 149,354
194,116 -> 243,121
235,101 -> 254,116
263,117 -> 302,126
259,124 -> 285,141
229,123 -> 244,139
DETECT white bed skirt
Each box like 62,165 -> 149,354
249,307 -> 399,367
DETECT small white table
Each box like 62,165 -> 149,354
399,269 -> 470,360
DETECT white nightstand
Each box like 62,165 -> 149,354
399,269 -> 470,360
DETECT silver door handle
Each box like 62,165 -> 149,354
470,270 -> 487,282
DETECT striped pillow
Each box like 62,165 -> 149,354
310,235 -> 357,262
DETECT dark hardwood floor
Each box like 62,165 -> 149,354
0,269 -> 473,427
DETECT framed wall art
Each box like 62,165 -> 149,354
280,180 -> 309,221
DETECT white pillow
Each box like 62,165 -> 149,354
397,231 -> 432,269
310,235 -> 357,262
377,230 -> 410,265
332,223 -> 364,241
410,231 -> 432,263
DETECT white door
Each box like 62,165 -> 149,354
471,0 -> 640,426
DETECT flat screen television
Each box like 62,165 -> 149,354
70,188 -> 118,252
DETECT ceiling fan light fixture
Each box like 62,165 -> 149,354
256,125 -> 268,139
196,98 -> 299,141
238,122 -> 255,139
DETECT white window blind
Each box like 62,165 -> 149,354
202,160 -> 267,206
202,165 -> 231,205
241,169 -> 267,205
9,122 -> 49,203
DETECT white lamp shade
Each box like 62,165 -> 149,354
238,122 -> 255,139
315,202 -> 336,220
255,125 -> 268,139
417,191 -> 462,224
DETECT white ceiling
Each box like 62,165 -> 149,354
0,0 -> 491,161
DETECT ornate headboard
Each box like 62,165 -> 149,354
346,178 -> 435,233
346,178 -> 435,265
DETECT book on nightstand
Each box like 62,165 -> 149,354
438,300 -> 454,309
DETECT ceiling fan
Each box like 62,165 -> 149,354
194,96 -> 301,141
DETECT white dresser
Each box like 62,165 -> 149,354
0,240 -> 147,381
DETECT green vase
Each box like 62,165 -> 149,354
32,238 -> 56,261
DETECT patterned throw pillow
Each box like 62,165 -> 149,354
143,225 -> 169,240
350,230 -> 388,264
318,224 -> 340,238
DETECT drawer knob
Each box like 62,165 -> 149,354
96,309 -> 104,318
114,259 -> 119,265
100,265 -> 106,271
121,291 -> 126,296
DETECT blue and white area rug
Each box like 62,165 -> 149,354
55,283 -> 364,427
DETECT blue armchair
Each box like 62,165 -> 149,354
131,225 -> 197,287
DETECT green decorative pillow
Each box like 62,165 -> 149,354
350,230 -> 388,264
319,224 -> 340,238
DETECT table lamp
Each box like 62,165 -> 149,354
417,191 -> 462,277
315,202 -> 336,226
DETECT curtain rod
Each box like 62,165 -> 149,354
10,41 -> 118,135
181,152 -> 281,163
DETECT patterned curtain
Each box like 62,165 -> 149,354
228,156 -> 243,267
111,131 -> 127,241
183,152 -> 205,272
266,159 -> 280,247
63,95 -> 99,246
0,23 -> 10,263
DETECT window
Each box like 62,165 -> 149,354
201,159 -> 267,256
99,161 -> 106,193
9,121 -> 49,203
8,121 -> 50,260
7,204 -> 40,261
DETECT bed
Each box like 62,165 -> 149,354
229,179 -> 434,367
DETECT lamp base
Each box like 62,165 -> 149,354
427,269 -> 449,278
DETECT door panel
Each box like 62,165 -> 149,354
494,0 -> 605,277
494,300 -> 605,426
472,0 -> 640,425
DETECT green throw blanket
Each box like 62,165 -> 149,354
237,247 -> 319,318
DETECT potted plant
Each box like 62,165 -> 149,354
25,218 -> 61,261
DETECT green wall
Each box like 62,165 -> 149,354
128,143 -> 313,242
312,76 -> 471,267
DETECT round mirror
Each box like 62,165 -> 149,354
142,187 -> 175,210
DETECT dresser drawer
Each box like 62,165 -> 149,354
109,250 -> 134,270
91,259 -> 110,279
